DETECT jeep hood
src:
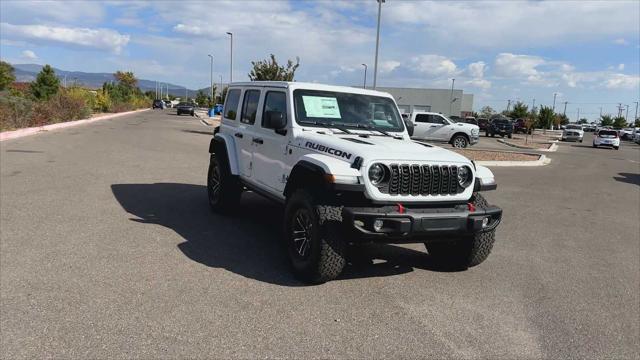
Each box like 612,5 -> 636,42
294,131 -> 472,164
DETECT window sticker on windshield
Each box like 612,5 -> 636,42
302,96 -> 341,118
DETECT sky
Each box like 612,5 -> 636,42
0,0 -> 639,120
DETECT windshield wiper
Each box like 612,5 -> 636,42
299,120 -> 352,134
354,123 -> 402,139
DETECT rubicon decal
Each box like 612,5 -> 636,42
305,141 -> 352,160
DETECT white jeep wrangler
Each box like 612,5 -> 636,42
208,82 -> 502,283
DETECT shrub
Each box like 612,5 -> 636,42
0,96 -> 35,130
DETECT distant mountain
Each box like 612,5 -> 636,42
11,63 -> 219,98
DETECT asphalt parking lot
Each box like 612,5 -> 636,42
1,110 -> 639,359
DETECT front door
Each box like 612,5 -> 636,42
252,90 -> 289,192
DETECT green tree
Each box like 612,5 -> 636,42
600,114 -> 614,126
114,71 -> 138,89
195,90 -> 208,107
557,113 -> 569,125
479,106 -> 495,118
0,61 -> 16,91
30,64 -> 60,100
577,118 -> 588,124
218,86 -> 228,104
634,118 -> 640,127
612,116 -> 627,128
538,106 -> 555,130
510,101 -> 528,119
248,54 -> 300,81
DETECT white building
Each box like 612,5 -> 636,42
374,86 -> 474,117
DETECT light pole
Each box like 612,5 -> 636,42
507,99 -> 512,112
625,104 -> 629,123
551,93 -> 557,130
372,0 -> 385,89
449,78 -> 455,116
208,54 -> 214,106
576,108 -> 580,122
226,32 -> 233,83
634,101 -> 638,121
563,101 -> 568,116
361,63 -> 367,89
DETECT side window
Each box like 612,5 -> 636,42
241,90 -> 261,125
224,89 -> 241,120
415,114 -> 429,123
427,115 -> 444,124
262,91 -> 287,127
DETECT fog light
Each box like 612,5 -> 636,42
482,217 -> 490,228
373,219 -> 384,232
354,220 -> 364,227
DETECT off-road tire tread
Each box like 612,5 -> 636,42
207,155 -> 241,213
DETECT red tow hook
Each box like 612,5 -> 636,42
397,203 -> 405,214
467,203 -> 476,212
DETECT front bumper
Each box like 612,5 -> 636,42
470,134 -> 479,144
342,203 -> 502,243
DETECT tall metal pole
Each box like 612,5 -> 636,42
576,108 -> 580,122
563,101 -> 568,116
361,64 -> 367,89
552,93 -> 557,112
226,32 -> 233,83
208,54 -> 214,106
372,0 -> 384,89
625,105 -> 629,123
507,99 -> 511,112
634,101 -> 638,121
449,78 -> 455,115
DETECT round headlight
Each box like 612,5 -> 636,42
457,166 -> 473,187
368,163 -> 387,185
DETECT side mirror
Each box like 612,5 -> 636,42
403,118 -> 414,137
264,111 -> 286,130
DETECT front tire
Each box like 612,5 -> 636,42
451,134 -> 469,148
614,146 -> 619,150
284,189 -> 346,284
207,155 -> 242,213
508,134 -> 512,139
425,193 -> 496,269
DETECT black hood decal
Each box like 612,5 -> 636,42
305,141 -> 352,160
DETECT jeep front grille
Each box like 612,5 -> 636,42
381,164 -> 461,196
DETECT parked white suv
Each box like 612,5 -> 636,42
207,82 -> 502,283
407,112 -> 480,148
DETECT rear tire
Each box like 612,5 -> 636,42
508,134 -> 512,139
207,155 -> 242,213
284,189 -> 346,284
425,193 -> 496,269
614,146 -> 619,150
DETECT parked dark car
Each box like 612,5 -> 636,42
477,118 -> 489,131
463,116 -> 478,125
176,102 -> 195,116
513,118 -> 532,134
486,116 -> 513,138
152,99 -> 165,109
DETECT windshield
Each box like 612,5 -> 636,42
293,89 -> 404,132
178,102 -> 190,106
566,125 -> 581,130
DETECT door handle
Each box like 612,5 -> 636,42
429,125 -> 438,127
234,132 -> 243,138
252,137 -> 264,144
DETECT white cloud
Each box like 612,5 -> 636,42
617,63 -> 625,71
383,1 -> 639,49
410,55 -> 457,77
465,78 -> 491,89
605,74 -> 639,89
0,23 -> 130,54
494,53 -> 545,77
379,60 -> 401,73
21,50 -> 37,60
613,38 -> 629,45
467,61 -> 486,78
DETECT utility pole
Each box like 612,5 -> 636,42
625,104 -> 629,123
449,78 -> 455,115
226,32 -> 233,83
208,54 -> 214,106
531,98 -> 535,112
373,0 -> 385,89
563,101 -> 568,116
507,99 -> 511,112
552,93 -> 557,112
634,101 -> 638,122
361,63 -> 367,89
576,108 -> 580,122
617,103 -> 623,118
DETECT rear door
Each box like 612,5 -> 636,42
411,113 -> 431,139
237,89 -> 262,178
252,90 -> 289,192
